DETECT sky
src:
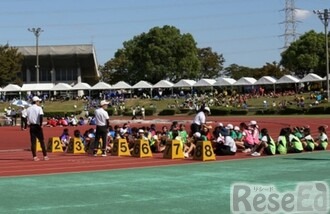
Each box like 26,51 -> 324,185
0,0 -> 329,68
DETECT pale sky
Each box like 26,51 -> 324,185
0,0 -> 328,68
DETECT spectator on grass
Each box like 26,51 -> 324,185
78,117 -> 85,126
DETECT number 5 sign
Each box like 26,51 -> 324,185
132,139 -> 153,158
112,139 -> 131,156
193,141 -> 216,161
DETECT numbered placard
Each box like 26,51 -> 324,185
112,138 -> 131,156
47,137 -> 63,152
163,140 -> 184,159
67,137 -> 85,154
131,139 -> 152,158
193,141 -> 216,161
88,139 -> 103,155
36,139 -> 42,152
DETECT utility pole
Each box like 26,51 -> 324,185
314,9 -> 330,102
28,27 -> 43,83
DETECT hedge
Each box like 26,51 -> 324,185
158,109 -> 176,116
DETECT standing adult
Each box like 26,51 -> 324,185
190,106 -> 211,136
20,106 -> 28,130
26,96 -> 49,161
93,100 -> 110,157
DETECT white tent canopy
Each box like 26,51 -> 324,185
21,83 -> 55,91
300,73 -> 323,82
214,77 -> 236,86
234,77 -> 257,86
131,80 -> 153,89
276,75 -> 300,84
51,83 -> 72,91
111,81 -> 132,89
255,76 -> 277,85
91,82 -> 111,90
2,84 -> 21,92
153,80 -> 174,88
173,79 -> 196,88
72,82 -> 91,90
193,78 -> 216,87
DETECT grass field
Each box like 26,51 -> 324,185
0,92 -> 328,115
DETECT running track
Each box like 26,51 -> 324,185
0,116 -> 329,177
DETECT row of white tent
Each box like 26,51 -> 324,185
0,73 -> 326,92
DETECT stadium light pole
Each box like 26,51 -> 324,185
314,9 -> 330,102
28,27 -> 43,84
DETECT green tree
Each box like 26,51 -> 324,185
197,47 -> 224,79
102,25 -> 201,84
259,61 -> 289,79
223,64 -> 258,79
281,30 -> 325,77
0,44 -> 23,86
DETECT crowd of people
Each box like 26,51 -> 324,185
54,104 -> 328,159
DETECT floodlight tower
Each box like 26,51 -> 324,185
313,9 -> 330,102
28,27 -> 43,83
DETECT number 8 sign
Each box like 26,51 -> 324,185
193,141 -> 216,161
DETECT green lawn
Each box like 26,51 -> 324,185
0,92 -> 328,115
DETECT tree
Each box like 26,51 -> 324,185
223,64 -> 258,79
281,30 -> 326,78
197,47 -> 224,79
0,44 -> 23,86
259,61 -> 289,79
102,25 -> 202,84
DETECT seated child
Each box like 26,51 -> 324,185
60,128 -> 71,151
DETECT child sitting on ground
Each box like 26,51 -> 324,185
60,128 -> 71,151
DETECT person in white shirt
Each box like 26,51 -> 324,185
93,100 -> 110,157
215,126 -> 237,155
20,106 -> 28,130
190,106 -> 211,136
26,96 -> 49,161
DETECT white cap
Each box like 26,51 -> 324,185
204,107 -> 211,114
32,96 -> 42,102
138,129 -> 144,133
226,124 -> 233,130
100,100 -> 109,106
249,120 -> 257,125
234,126 -> 240,131
193,132 -> 201,138
218,123 -> 223,127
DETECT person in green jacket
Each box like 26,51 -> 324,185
276,127 -> 290,155
315,125 -> 328,150
288,128 -> 304,153
251,128 -> 276,156
301,127 -> 315,151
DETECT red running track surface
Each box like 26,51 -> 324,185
0,116 -> 328,177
